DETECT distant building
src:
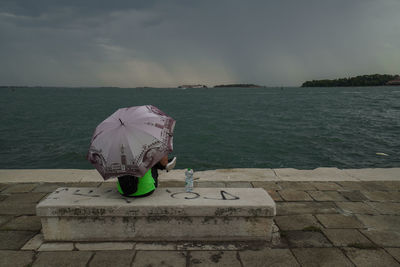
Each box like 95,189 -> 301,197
386,76 -> 400,85
178,84 -> 208,89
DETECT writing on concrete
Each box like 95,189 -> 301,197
51,188 -> 241,204
169,190 -> 240,201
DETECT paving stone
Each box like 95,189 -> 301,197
367,202 -> 400,215
32,251 -> 93,267
75,242 -> 134,251
310,182 -> 343,191
344,248 -> 399,267
1,192 -> 47,203
275,215 -> 320,231
22,233 -> 44,250
0,250 -> 34,267
339,190 -> 369,201
360,230 -> 400,247
356,215 -> 400,231
335,202 -> 379,215
337,181 -> 367,190
136,242 -> 177,250
134,251 -> 186,267
276,202 -> 338,215
291,248 -> 353,267
38,242 -> 74,251
385,248 -> 400,263
285,231 -> 332,248
308,191 -> 347,201
89,251 -> 135,267
361,191 -> 400,202
322,229 -> 374,247
278,181 -> 317,190
0,230 -> 36,249
0,215 -> 12,226
360,181 -> 396,191
267,190 -> 283,202
252,181 -> 282,190
0,183 -> 10,192
380,181 -> 400,191
240,248 -> 300,267
316,214 -> 364,228
2,183 -> 38,193
0,202 -> 37,215
279,190 -> 313,201
177,242 -> 241,251
0,215 -> 42,231
189,251 -> 240,266
224,181 -> 253,188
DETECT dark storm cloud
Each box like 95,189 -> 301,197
0,0 -> 399,87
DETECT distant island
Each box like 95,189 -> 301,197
178,84 -> 208,89
213,84 -> 265,88
176,83 -> 266,88
302,74 -> 400,87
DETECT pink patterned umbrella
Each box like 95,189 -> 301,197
87,105 -> 175,180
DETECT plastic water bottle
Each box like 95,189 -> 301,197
185,168 -> 194,192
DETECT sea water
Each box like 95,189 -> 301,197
0,86 -> 399,170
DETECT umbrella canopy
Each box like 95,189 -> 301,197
87,105 -> 175,180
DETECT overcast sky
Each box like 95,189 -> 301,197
0,0 -> 399,87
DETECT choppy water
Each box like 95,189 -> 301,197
0,86 -> 399,170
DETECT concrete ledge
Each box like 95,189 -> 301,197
1,168 -> 399,183
36,187 -> 276,242
0,169 -> 100,183
343,168 -> 400,181
274,167 -> 357,181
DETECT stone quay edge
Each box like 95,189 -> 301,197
0,167 -> 399,183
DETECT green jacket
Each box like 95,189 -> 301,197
117,169 -> 155,197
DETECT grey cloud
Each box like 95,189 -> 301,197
0,0 -> 399,87
0,0 -> 157,16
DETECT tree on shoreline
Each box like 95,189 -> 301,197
301,74 -> 399,87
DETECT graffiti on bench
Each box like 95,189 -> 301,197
169,189 -> 240,201
50,188 -> 241,203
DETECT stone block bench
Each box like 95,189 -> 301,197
36,187 -> 276,242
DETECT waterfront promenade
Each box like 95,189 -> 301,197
0,167 -> 399,266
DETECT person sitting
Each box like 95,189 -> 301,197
117,156 -> 176,197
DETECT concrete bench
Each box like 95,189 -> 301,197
36,187 -> 276,242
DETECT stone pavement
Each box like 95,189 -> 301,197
0,168 -> 399,266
